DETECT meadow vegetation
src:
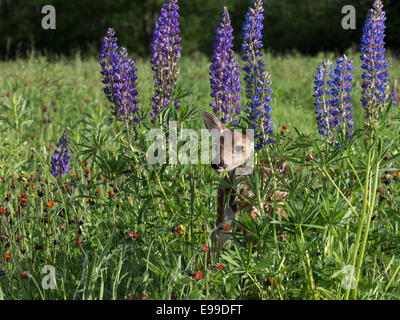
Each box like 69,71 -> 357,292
0,0 -> 400,300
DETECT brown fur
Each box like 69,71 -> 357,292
202,111 -> 289,264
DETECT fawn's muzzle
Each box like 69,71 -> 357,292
211,161 -> 226,172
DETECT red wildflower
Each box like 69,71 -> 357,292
76,238 -> 81,246
47,200 -> 54,208
201,244 -> 209,252
266,277 -> 276,286
218,263 -> 223,271
224,223 -> 230,232
193,271 -> 203,280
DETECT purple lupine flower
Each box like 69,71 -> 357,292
330,55 -> 355,138
50,129 -> 71,179
100,28 -> 140,123
241,0 -> 274,149
313,56 -> 355,141
360,0 -> 390,129
150,0 -> 182,122
242,0 -> 265,101
314,61 -> 335,138
209,7 -> 242,125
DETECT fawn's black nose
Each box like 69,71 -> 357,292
211,160 -> 225,171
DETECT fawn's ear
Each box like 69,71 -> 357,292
202,111 -> 227,133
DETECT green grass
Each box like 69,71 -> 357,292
0,51 -> 400,300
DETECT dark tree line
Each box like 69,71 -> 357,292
0,0 -> 399,59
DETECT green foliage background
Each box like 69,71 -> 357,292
1,0 -> 399,59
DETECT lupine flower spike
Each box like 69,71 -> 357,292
150,0 -> 182,122
313,55 -> 354,142
331,55 -> 355,138
50,129 -> 71,179
241,0 -> 274,150
210,7 -> 242,125
100,28 -> 140,123
314,61 -> 335,139
360,0 -> 390,129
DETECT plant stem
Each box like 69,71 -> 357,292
351,159 -> 380,299
344,142 -> 372,300
299,225 -> 315,295
320,167 -> 358,216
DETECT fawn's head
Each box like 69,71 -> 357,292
202,111 -> 254,173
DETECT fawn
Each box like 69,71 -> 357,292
202,111 -> 288,261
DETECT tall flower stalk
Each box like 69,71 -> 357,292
241,0 -> 274,150
100,28 -> 140,124
150,0 -> 182,122
313,55 -> 354,142
344,0 -> 390,300
50,129 -> 71,179
209,7 -> 242,125
360,0 -> 390,129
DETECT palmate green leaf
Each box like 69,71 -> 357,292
224,275 -> 240,295
94,150 -> 129,180
221,252 -> 241,268
254,256 -> 273,271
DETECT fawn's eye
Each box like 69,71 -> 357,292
235,146 -> 244,153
